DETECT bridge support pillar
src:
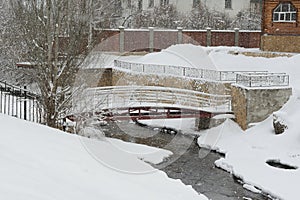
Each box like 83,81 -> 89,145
196,118 -> 210,130
231,85 -> 292,130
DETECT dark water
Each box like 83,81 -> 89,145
101,121 -> 272,200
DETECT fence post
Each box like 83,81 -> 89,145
206,27 -> 212,47
149,27 -> 154,53
7,93 -> 10,115
24,86 -> 27,120
119,26 -> 125,53
234,28 -> 239,47
0,88 -> 2,113
177,27 -> 183,44
4,93 -> 6,114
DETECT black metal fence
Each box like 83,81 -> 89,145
0,80 -> 42,123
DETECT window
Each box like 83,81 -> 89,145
160,0 -> 169,7
138,0 -> 143,11
127,0 -> 131,8
273,2 -> 297,22
148,0 -> 154,8
193,0 -> 200,8
225,0 -> 232,9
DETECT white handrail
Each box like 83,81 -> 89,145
75,86 -> 232,114
114,59 -> 278,84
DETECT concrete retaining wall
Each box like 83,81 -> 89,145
231,85 -> 292,130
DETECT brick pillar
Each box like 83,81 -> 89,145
234,28 -> 239,47
149,27 -> 154,52
206,27 -> 211,47
177,27 -> 183,44
119,26 -> 125,53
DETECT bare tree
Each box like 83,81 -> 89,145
133,4 -> 180,29
0,0 -> 25,83
9,0 -> 95,127
92,0 -> 124,29
182,4 -> 231,30
231,9 -> 261,30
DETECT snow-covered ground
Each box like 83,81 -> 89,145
134,46 -> 300,200
0,114 -> 208,200
198,96 -> 300,200
207,46 -> 300,94
4,45 -> 299,199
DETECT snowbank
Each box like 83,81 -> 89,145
0,114 -> 207,200
117,44 -> 217,70
198,95 -> 300,200
207,46 -> 300,94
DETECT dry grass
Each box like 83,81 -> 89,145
229,51 -> 294,58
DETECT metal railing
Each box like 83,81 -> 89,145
0,80 -> 42,123
73,86 -> 232,114
114,60 -> 274,84
236,72 -> 290,87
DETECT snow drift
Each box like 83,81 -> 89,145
0,114 -> 207,200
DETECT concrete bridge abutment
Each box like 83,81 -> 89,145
231,85 -> 292,130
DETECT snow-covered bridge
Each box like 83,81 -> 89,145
72,86 -> 232,121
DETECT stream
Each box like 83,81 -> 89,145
101,121 -> 272,200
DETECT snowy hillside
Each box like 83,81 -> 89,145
0,114 -> 207,200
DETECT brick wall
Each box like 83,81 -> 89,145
125,30 -> 149,52
182,31 -> 206,46
239,31 -> 261,48
93,30 -> 120,52
211,31 -> 235,46
93,28 -> 262,52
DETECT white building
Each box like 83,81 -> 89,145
122,0 -> 262,18
93,0 -> 262,28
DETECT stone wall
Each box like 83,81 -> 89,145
76,68 -> 113,88
231,85 -> 292,130
261,35 -> 300,53
111,69 -> 228,95
231,85 -> 248,130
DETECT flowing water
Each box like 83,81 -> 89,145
101,121 -> 272,200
